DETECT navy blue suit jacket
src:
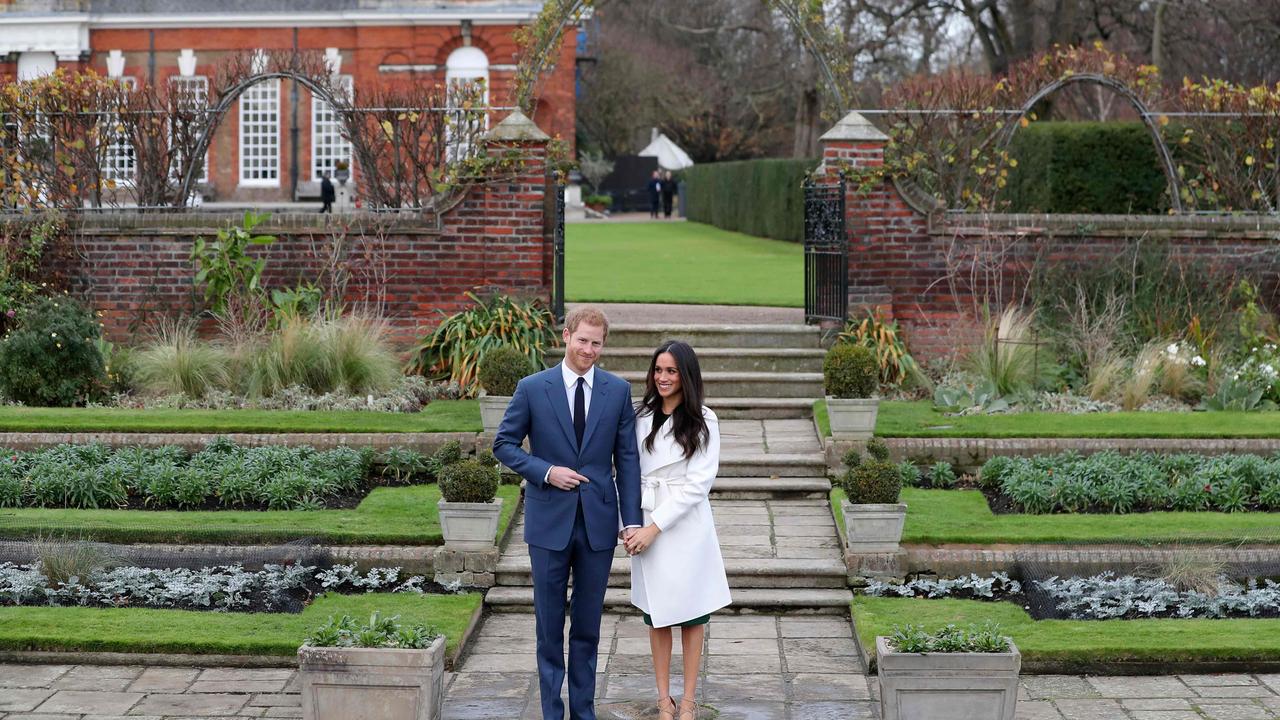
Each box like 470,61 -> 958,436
493,365 -> 643,552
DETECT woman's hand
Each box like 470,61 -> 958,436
624,524 -> 660,555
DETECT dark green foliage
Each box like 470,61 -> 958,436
426,440 -> 464,480
929,462 -> 957,489
684,159 -> 818,243
1000,122 -> 1169,214
978,455 -> 1013,491
843,459 -> 902,504
824,343 -> 878,399
865,437 -> 891,462
0,296 -> 106,406
841,447 -> 862,470
897,460 -> 923,488
438,459 -> 499,503
379,447 -> 426,485
478,346 -> 532,397
990,450 -> 1280,514
0,441 -> 379,511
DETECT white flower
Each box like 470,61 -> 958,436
1191,356 -> 1206,367
1166,343 -> 1180,356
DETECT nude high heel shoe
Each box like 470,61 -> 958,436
679,697 -> 697,720
657,696 -> 676,720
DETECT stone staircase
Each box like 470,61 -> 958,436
547,324 -> 826,420
485,417 -> 852,617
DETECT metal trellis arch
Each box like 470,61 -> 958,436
176,71 -> 354,208
992,72 -> 1185,214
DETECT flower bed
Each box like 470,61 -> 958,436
865,571 -> 1280,621
982,450 -> 1280,514
0,562 -> 454,613
0,438 -> 470,511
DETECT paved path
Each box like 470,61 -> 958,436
8,663 -> 1280,719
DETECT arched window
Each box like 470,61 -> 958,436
444,46 -> 489,162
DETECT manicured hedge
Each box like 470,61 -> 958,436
684,158 -> 818,243
1000,121 -> 1170,214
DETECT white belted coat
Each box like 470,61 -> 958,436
629,406 -> 731,628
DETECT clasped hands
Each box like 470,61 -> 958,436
620,525 -> 659,556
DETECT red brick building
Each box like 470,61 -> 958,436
0,0 -> 576,202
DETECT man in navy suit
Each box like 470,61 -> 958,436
494,306 -> 643,720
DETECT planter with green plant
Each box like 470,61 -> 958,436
840,439 -> 907,553
436,459 -> 502,550
824,342 -> 879,439
877,621 -> 1019,720
476,346 -> 532,434
298,611 -> 444,720
584,194 -> 612,212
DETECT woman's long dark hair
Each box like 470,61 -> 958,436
639,340 -> 709,460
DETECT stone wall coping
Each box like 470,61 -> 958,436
0,430 -> 479,452
486,109 -> 551,142
934,210 -> 1280,238
820,110 -> 888,142
36,210 -> 445,236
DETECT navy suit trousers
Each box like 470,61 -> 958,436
527,498 -> 614,720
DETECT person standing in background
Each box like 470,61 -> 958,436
661,171 -> 676,219
319,172 -> 335,214
648,170 -> 663,219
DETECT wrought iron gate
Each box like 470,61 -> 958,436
803,177 -> 848,324
552,183 -> 566,322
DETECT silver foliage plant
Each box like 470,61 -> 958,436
866,571 -> 1280,620
0,562 -> 432,611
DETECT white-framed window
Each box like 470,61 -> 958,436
444,46 -> 490,163
102,76 -> 138,184
311,74 -> 353,182
169,75 -> 209,183
239,78 -> 280,186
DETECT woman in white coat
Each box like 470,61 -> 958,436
623,340 -> 731,720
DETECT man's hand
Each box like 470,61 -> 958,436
546,465 -> 590,491
624,524 -> 660,555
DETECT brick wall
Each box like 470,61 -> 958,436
818,113 -> 1280,361
55,116 -> 552,344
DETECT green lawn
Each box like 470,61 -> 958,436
0,484 -> 520,545
0,402 -> 480,434
566,221 -> 802,306
853,596 -> 1280,667
871,400 -> 1280,438
831,488 -> 1280,545
0,591 -> 481,657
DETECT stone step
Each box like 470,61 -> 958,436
702,398 -> 814,420
718,454 -> 828,478
495,557 -> 848,589
614,370 -> 822,399
606,324 -> 823,350
547,347 -> 826,374
710,476 -> 831,499
484,586 -> 853,614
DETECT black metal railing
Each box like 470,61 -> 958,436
552,183 -> 566,322
803,177 -> 848,324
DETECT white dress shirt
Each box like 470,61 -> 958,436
561,361 -> 594,421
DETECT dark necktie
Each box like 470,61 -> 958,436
574,377 -> 586,449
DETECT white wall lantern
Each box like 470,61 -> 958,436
178,49 -> 197,77
106,49 -> 125,78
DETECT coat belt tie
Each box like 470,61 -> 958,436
640,475 -> 685,512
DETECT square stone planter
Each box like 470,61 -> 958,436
478,395 -> 512,435
877,636 -> 1020,720
438,498 -> 503,550
826,396 -> 879,440
298,637 -> 446,720
841,500 -> 906,553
